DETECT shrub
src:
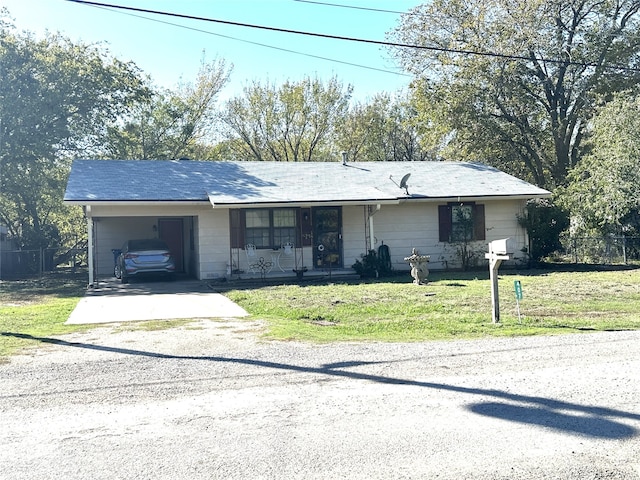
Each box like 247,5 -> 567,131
352,248 -> 393,278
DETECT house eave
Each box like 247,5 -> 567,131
209,199 -> 401,208
64,192 -> 549,209
397,193 -> 551,203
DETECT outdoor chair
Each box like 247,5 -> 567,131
278,242 -> 295,271
245,244 -> 258,274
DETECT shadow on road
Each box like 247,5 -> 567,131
3,331 -> 639,440
468,402 -> 635,439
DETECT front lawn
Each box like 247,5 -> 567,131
0,273 -> 90,359
2,267 -> 640,357
225,267 -> 640,342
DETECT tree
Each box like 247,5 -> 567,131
563,94 -> 640,236
389,0 -> 640,188
0,16 -> 149,250
103,57 -> 231,160
518,198 -> 570,262
336,92 -> 434,162
222,76 -> 352,162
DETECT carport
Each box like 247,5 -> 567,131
82,202 -> 206,287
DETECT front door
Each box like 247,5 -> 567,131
313,207 -> 342,269
158,218 -> 184,272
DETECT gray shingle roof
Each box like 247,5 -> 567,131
64,159 -> 550,205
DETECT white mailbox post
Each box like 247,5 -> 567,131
485,238 -> 511,323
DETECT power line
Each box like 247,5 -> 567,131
67,0 -> 409,49
67,0 -> 640,73
91,5 -> 410,77
292,0 -> 408,15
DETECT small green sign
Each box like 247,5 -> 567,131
514,280 -> 523,300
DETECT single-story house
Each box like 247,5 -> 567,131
64,159 -> 550,285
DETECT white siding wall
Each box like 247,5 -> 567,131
369,203 -> 440,270
344,199 -> 528,272
342,206 -> 366,270
198,209 -> 231,280
485,200 -> 528,260
342,204 -> 440,270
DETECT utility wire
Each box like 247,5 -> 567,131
91,4 -> 410,77
67,0 -> 640,73
292,0 -> 408,15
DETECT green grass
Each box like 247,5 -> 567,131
2,267 -> 640,358
225,267 -> 640,342
0,273 -> 90,359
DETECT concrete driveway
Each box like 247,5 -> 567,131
66,278 -> 248,325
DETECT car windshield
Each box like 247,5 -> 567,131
128,239 -> 169,251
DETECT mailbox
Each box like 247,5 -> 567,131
486,238 -> 512,324
489,238 -> 511,256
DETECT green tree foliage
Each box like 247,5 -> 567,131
389,0 -> 640,188
518,198 -> 570,262
563,94 -> 640,236
0,16 -> 148,249
222,76 -> 352,161
103,57 -> 231,160
336,93 -> 433,162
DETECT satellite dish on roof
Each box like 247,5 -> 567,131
390,173 -> 411,195
399,173 -> 411,194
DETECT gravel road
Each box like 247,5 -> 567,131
1,321 -> 639,479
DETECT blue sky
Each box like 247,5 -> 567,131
2,0 -> 420,102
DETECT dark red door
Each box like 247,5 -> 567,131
158,218 -> 184,272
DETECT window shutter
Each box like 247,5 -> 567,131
473,204 -> 486,241
229,209 -> 245,248
438,205 -> 452,242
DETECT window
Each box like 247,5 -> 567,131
438,203 -> 485,242
451,204 -> 473,242
245,210 -> 270,247
272,209 -> 296,246
236,208 -> 297,249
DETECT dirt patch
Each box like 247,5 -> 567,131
9,318 -> 266,364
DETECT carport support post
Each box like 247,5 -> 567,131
86,209 -> 94,288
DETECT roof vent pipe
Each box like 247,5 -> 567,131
341,151 -> 347,165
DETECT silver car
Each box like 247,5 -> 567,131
115,239 -> 175,283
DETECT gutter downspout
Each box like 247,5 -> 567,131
368,204 -> 381,250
